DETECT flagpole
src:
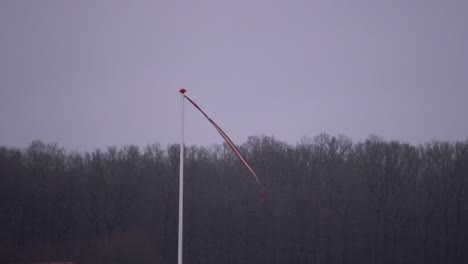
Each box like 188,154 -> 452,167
178,88 -> 186,264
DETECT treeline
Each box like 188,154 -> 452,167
0,134 -> 467,264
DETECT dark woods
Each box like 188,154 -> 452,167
0,134 -> 467,264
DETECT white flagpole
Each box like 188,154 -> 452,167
178,88 -> 186,264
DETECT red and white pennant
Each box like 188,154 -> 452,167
180,88 -> 264,207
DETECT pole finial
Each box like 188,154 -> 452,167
179,88 -> 187,93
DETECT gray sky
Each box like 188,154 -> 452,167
1,0 -> 467,151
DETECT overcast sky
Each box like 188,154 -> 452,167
1,0 -> 467,151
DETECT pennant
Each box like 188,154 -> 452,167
184,95 -> 264,207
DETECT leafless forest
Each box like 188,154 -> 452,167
1,134 -> 467,264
